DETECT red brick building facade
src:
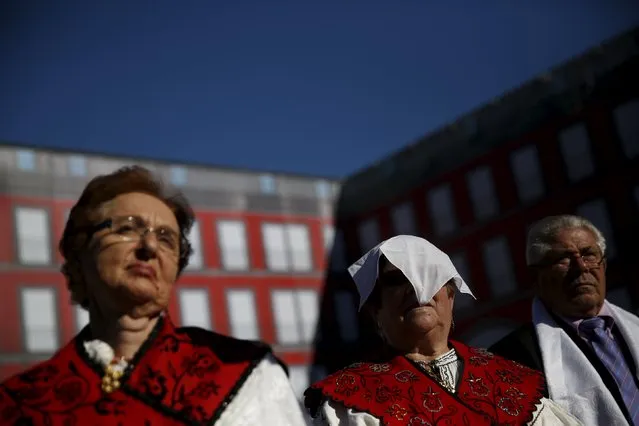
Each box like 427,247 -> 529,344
0,151 -> 339,400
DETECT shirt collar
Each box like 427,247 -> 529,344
557,299 -> 615,332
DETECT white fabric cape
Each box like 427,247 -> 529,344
348,235 -> 475,310
532,297 -> 639,426
216,353 -> 311,425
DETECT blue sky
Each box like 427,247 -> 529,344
2,1 -> 638,178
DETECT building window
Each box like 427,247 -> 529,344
75,305 -> 89,333
217,220 -> 249,270
510,145 -> 544,203
262,223 -> 312,272
449,251 -> 475,312
259,174 -> 276,194
185,220 -> 203,270
390,202 -> 417,235
226,289 -> 259,340
20,287 -> 58,353
288,365 -> 309,400
466,166 -> 499,220
315,180 -> 331,198
334,291 -> 358,342
178,288 -> 212,330
634,186 -> 639,207
170,166 -> 188,186
288,224 -> 313,271
482,236 -> 517,297
322,224 -> 335,250
68,155 -> 87,177
613,99 -> 639,158
357,218 -> 380,253
271,289 -> 318,345
16,150 -> 35,171
559,123 -> 595,181
427,184 -> 457,236
576,199 -> 616,258
15,207 -> 51,265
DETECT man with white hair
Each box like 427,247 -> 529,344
489,214 -> 639,425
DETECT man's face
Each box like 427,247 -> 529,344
533,227 -> 606,318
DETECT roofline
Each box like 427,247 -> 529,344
346,26 -> 639,182
1,139 -> 343,182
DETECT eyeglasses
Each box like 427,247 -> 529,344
88,215 -> 181,256
538,250 -> 605,272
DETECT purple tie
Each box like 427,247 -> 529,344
579,316 -> 639,425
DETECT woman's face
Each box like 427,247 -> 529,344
80,192 -> 181,319
375,263 -> 455,351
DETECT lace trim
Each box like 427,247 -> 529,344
415,348 -> 459,393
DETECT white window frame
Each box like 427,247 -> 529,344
390,202 -> 417,235
170,166 -> 188,186
262,223 -> 313,272
15,207 -> 52,265
482,236 -> 517,297
178,288 -> 212,330
226,289 -> 259,340
16,149 -> 35,171
466,166 -> 499,220
322,224 -> 335,250
558,123 -> 595,182
613,99 -> 639,158
68,155 -> 87,177
334,291 -> 359,342
20,287 -> 59,353
357,218 -> 380,253
217,220 -> 250,271
510,145 -> 545,203
185,220 -> 204,270
315,180 -> 331,198
259,174 -> 276,194
271,289 -> 318,346
576,198 -> 616,258
427,184 -> 457,236
287,224 -> 313,271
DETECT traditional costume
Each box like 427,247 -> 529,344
304,235 -> 582,425
490,297 -> 639,425
0,314 -> 307,426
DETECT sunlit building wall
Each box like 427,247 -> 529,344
0,146 -> 340,400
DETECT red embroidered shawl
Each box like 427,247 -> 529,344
305,340 -> 545,426
0,315 -> 273,426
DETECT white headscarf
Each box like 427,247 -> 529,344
348,235 -> 475,310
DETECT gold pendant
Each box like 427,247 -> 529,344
101,364 -> 124,393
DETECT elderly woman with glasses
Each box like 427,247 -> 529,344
0,166 -> 307,426
304,235 -> 582,425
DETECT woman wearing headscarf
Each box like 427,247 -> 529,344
0,166 -> 307,426
304,235 -> 582,425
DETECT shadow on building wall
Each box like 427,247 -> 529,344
310,29 -> 639,379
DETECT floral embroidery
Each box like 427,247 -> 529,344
335,374 -> 359,396
369,363 -> 391,373
309,340 -> 545,426
465,373 -> 490,397
386,403 -> 408,420
0,316 -> 268,425
421,387 -> 443,412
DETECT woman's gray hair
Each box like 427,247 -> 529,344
526,215 -> 607,266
